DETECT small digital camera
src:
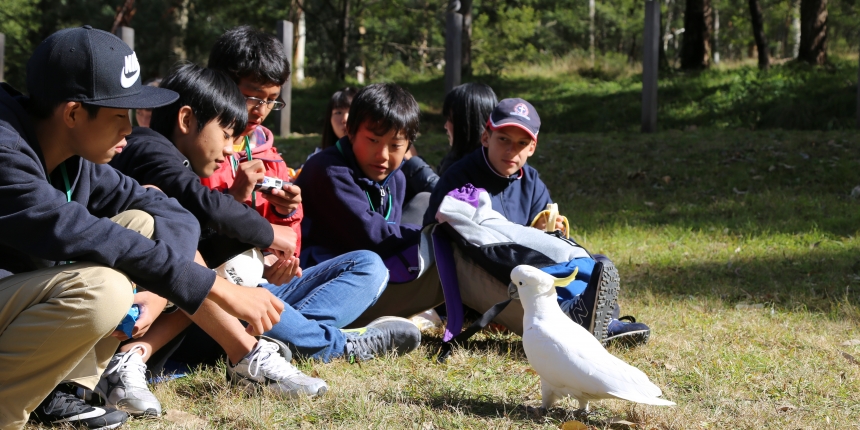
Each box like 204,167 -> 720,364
254,176 -> 289,194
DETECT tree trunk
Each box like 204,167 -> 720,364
336,0 -> 350,81
294,7 -> 306,83
460,0 -> 472,78
680,0 -> 712,69
589,0 -> 596,68
791,0 -> 801,58
798,0 -> 827,65
748,0 -> 769,69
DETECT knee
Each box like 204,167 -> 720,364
76,267 -> 136,334
113,209 -> 155,239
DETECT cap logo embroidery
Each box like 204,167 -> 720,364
120,52 -> 140,88
510,103 -> 531,120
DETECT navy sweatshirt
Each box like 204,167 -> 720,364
424,146 -> 552,226
110,127 -> 274,255
0,84 -> 215,313
295,137 -> 420,261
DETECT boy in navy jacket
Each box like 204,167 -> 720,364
425,99 -> 651,346
0,27 -> 283,430
297,84 -> 444,325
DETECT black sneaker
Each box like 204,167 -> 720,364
342,316 -> 421,362
30,384 -> 128,429
562,260 -> 620,342
604,316 -> 651,346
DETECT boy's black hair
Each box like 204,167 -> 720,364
346,83 -> 420,143
149,63 -> 248,139
321,86 -> 358,149
439,83 -> 497,175
207,25 -> 291,86
26,97 -> 100,120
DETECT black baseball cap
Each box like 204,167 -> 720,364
487,98 -> 541,142
26,25 -> 178,109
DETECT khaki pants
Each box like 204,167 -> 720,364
352,263 -> 444,327
0,210 -> 152,429
452,246 -> 525,336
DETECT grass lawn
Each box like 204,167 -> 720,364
43,127 -> 854,429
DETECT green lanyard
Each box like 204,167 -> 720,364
48,162 -> 72,203
336,141 -> 392,220
48,162 -> 73,265
244,135 -> 257,208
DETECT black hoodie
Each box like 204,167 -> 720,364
0,83 -> 214,313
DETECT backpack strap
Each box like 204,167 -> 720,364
436,298 -> 512,363
433,223 -> 514,363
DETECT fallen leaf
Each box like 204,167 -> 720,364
422,422 -> 435,430
662,176 -> 671,184
560,420 -> 589,430
840,339 -> 860,346
664,363 -> 677,371
841,351 -> 860,366
525,368 -> 539,375
732,187 -> 748,195
606,416 -> 637,428
311,369 -> 320,378
777,404 -> 796,412
809,241 -> 821,249
163,409 -> 207,428
780,163 -> 795,170
752,175 -> 763,180
768,165 -> 776,172
644,201 -> 655,207
734,246 -> 741,253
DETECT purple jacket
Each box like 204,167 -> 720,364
296,137 -> 420,264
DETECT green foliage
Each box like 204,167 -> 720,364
471,5 -> 540,75
0,0 -> 39,89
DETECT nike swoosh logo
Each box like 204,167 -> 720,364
54,406 -> 107,422
120,70 -> 139,88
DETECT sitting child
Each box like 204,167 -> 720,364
106,64 -> 420,416
425,98 -> 650,346
296,83 -> 444,326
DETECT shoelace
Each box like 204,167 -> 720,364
345,329 -> 385,361
106,345 -> 149,390
247,340 -> 301,380
45,390 -> 90,417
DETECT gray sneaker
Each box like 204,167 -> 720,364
226,336 -> 328,398
342,316 -> 422,362
95,345 -> 161,417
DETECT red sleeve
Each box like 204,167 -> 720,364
201,155 -> 303,257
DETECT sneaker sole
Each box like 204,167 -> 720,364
603,329 -> 651,347
589,260 -> 620,343
115,400 -> 160,417
227,372 -> 328,399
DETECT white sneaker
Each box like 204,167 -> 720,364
226,336 -> 328,398
95,345 -> 161,417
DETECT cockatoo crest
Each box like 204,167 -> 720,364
510,264 -> 578,299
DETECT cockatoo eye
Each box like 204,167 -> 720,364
519,281 -> 523,285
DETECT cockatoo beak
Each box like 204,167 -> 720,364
508,282 -> 520,300
551,267 -> 579,287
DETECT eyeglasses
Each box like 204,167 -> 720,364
244,96 -> 286,111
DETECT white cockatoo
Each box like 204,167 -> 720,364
511,264 -> 675,411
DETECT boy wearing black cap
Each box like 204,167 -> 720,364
425,98 -> 651,346
0,26 -> 284,429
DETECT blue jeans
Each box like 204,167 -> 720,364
261,250 -> 388,362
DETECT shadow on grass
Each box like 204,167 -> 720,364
621,246 -> 860,318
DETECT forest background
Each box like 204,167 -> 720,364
1,0 -> 859,136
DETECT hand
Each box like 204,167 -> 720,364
261,183 -> 302,215
228,159 -> 266,203
207,277 -> 285,336
110,291 -> 168,341
263,256 -> 302,285
268,223 -> 297,256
